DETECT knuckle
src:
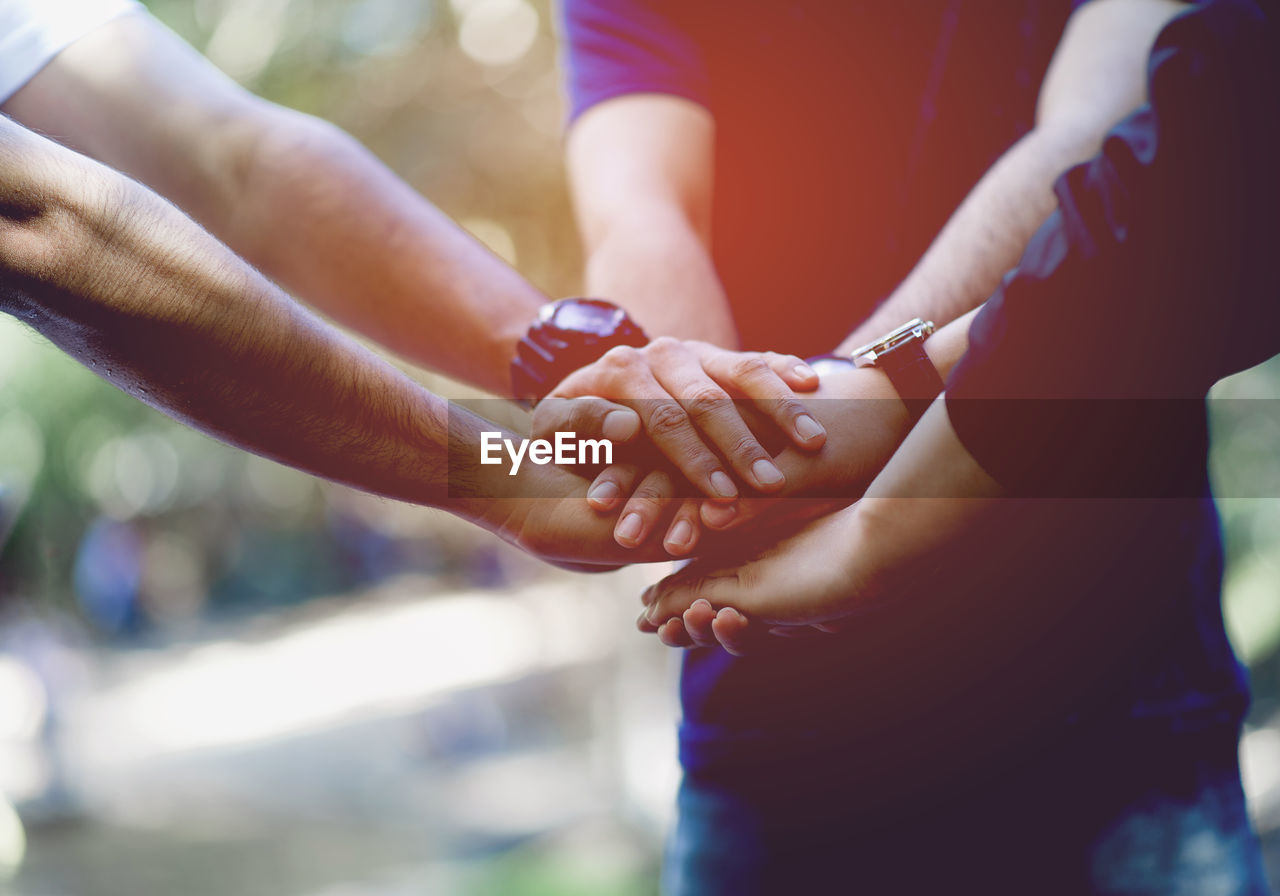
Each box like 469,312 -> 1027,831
632,474 -> 673,504
647,335 -> 681,355
730,355 -> 770,381
570,398 -> 607,429
728,433 -> 765,461
602,345 -> 640,369
631,485 -> 667,505
647,401 -> 692,438
773,397 -> 806,419
684,386 -> 730,421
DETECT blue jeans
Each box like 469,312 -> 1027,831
663,732 -> 1269,895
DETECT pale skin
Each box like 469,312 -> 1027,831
551,0 -> 1184,491
637,400 -> 1007,653
7,9 -> 819,502
558,0 -> 1187,557
0,113 -> 669,570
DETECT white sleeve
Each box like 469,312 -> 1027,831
0,0 -> 142,103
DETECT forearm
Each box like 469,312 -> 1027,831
223,107 -> 546,396
2,12 -> 546,398
839,0 -> 1186,351
0,118 -> 495,518
584,200 -> 738,347
838,127 -> 1092,351
778,311 -> 976,493
569,96 -> 734,347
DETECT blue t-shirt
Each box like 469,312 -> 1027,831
561,0 -> 1250,788
939,0 -> 1279,774
562,0 -> 1077,358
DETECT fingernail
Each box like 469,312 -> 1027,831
588,480 -> 621,505
793,363 -> 817,379
710,471 -> 738,498
794,414 -> 825,442
616,512 -> 643,542
751,459 -> 784,487
667,519 -> 694,548
693,598 -> 712,611
703,502 -> 738,528
602,409 -> 639,442
641,586 -> 655,606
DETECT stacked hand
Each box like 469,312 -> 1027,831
519,324 -> 994,655
637,401 -> 1005,653
523,336 -> 953,646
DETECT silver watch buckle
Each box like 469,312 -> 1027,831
850,318 -> 935,368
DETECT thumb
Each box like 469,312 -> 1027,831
532,396 -> 640,444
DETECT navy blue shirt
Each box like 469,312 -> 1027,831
561,0 -> 1254,789
562,0 -> 1076,358
937,0 -> 1280,771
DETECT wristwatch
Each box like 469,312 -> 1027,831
510,297 -> 649,406
849,318 -> 943,424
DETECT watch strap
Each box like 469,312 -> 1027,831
510,299 -> 648,406
880,340 -> 944,424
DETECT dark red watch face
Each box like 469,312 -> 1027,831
547,297 -> 625,337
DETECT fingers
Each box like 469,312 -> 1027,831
711,607 -> 757,655
532,396 -> 641,445
763,352 -> 821,393
587,463 -> 639,512
645,339 -> 787,493
682,598 -> 718,647
592,346 -> 742,502
651,602 -> 785,656
640,565 -> 732,629
662,498 -> 703,557
614,468 -> 676,548
700,349 -> 827,453
658,617 -> 694,648
700,499 -> 740,531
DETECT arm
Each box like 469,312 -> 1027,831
645,0 -> 1280,632
838,0 -> 1187,350
583,311 -> 978,553
0,114 -> 667,569
567,94 -> 736,347
2,11 -> 544,397
530,96 -> 826,498
639,400 -> 1003,651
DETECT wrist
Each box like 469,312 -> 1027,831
509,297 -> 649,405
771,368 -> 908,498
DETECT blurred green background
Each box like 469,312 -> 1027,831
0,0 -> 1277,893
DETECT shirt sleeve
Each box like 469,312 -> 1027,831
0,0 -> 142,103
943,0 -> 1280,497
558,0 -> 710,123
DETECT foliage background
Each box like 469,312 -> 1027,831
0,0 -> 1277,892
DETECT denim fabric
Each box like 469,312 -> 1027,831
663,730 -> 1269,896
1088,770 -> 1269,896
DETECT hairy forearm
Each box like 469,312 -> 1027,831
224,108 -> 546,396
0,119 -> 499,517
1,13 -> 546,399
584,200 -> 738,347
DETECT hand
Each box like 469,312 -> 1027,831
637,400 -> 1006,650
588,365 -> 910,554
477,457 -> 676,571
533,338 -> 826,502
